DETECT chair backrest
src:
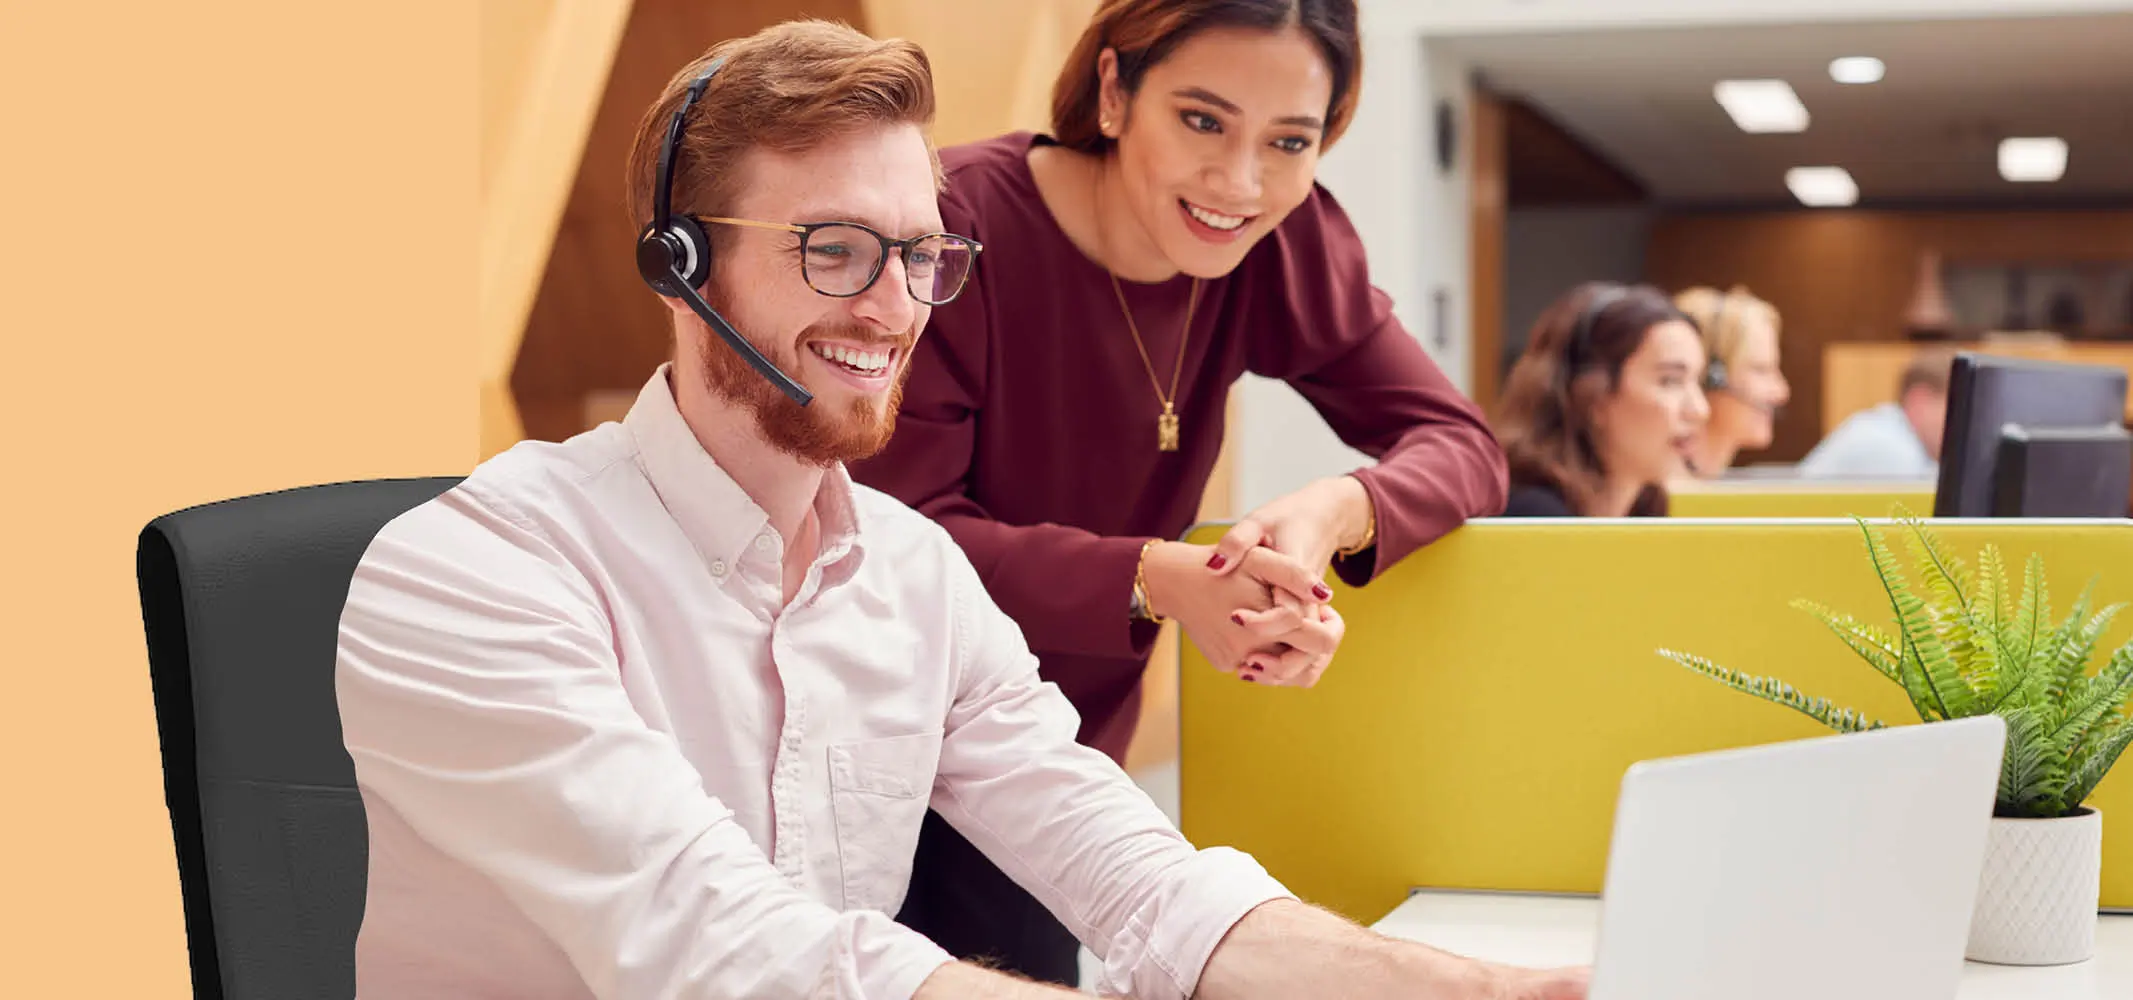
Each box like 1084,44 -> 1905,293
137,477 -> 461,1000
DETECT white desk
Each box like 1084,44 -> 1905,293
1373,890 -> 2133,999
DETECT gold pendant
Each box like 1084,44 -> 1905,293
1157,405 -> 1180,452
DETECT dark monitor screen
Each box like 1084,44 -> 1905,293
1931,353 -> 2129,517
1992,425 -> 2133,517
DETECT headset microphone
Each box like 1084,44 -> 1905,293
635,58 -> 813,406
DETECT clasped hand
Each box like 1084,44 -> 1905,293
1144,539 -> 1343,686
1144,477 -> 1372,686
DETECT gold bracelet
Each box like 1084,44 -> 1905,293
1134,538 -> 1168,624
1338,488 -> 1377,557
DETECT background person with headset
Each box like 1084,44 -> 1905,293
1671,285 -> 1791,477
846,0 -> 1510,983
1491,282 -> 1711,517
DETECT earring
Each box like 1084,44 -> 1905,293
1100,116 -> 1113,134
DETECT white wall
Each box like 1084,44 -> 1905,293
1227,0 -> 2133,516
1232,30 -> 1471,513
1399,0 -> 2133,34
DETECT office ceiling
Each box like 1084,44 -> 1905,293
1434,12 -> 2133,207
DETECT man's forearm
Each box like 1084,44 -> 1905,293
913,961 -> 1083,1000
1194,899 -> 1503,1000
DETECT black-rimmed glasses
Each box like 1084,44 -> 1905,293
695,216 -> 981,306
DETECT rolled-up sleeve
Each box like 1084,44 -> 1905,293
335,484 -> 952,999
924,533 -> 1293,1000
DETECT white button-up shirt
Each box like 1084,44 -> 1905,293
335,366 -> 1290,1000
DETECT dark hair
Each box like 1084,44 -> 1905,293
1050,0 -> 1361,155
1493,282 -> 1693,517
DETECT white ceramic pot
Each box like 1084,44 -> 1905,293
1965,806 -> 2102,966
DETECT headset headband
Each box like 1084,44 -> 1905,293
1567,285 -> 1630,379
653,59 -> 721,235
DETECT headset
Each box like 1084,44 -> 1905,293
1563,283 -> 1630,389
635,58 -> 813,406
1699,291 -> 1734,393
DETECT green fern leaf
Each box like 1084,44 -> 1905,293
2062,711 -> 2133,812
1790,598 -> 1902,686
2002,552 -> 2050,674
1997,706 -> 2066,816
1658,649 -> 1887,734
1899,517 -> 2010,703
2052,643 -> 2133,752
1898,587 -> 1984,718
1960,604 -> 2006,705
2047,590 -> 2121,704
1980,544 -> 2011,634
1856,517 -> 1955,721
1901,512 -> 1974,619
1998,611 -> 2084,714
1970,546 -> 2008,702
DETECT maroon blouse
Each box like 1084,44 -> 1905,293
848,132 -> 1507,762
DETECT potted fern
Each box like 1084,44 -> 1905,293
1658,512 -> 2133,967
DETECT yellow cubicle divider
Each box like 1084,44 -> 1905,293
1666,481 -> 1935,519
1176,517 -> 2133,925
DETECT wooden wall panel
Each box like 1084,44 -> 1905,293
481,0 -> 632,455
1646,209 -> 2133,463
1468,89 -> 1509,412
862,0 -> 1098,147
511,0 -> 870,443
1503,97 -> 1645,207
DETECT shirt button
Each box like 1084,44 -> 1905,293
756,533 -> 775,553
710,559 -> 727,577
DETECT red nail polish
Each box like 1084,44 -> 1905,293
1313,584 -> 1332,600
1208,554 -> 1227,570
1229,612 -> 1245,626
1241,674 -> 1257,683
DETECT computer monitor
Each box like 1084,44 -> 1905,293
1931,352 -> 2130,517
1993,424 -> 2133,517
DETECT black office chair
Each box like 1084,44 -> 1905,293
136,477 -> 461,1000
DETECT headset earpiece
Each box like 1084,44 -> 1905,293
1698,291 -> 1733,392
638,58 -> 720,301
636,215 -> 711,298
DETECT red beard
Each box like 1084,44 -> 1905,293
696,285 -> 915,466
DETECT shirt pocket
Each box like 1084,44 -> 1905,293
827,729 -> 943,914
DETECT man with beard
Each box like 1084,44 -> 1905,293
333,19 -> 1586,1000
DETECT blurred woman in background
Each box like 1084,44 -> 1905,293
1672,285 -> 1789,477
1492,282 -> 1710,517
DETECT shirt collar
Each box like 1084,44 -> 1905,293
622,364 -> 867,577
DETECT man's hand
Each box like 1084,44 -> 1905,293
1194,899 -> 1591,1000
1493,966 -> 1592,1000
913,960 -> 1081,999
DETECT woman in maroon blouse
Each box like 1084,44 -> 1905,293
848,0 -> 1506,982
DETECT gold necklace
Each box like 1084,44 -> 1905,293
1090,159 -> 1199,453
1108,272 -> 1200,452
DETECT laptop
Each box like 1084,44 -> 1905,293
1590,715 -> 2006,1000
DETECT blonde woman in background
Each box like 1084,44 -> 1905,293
1672,285 -> 1791,476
